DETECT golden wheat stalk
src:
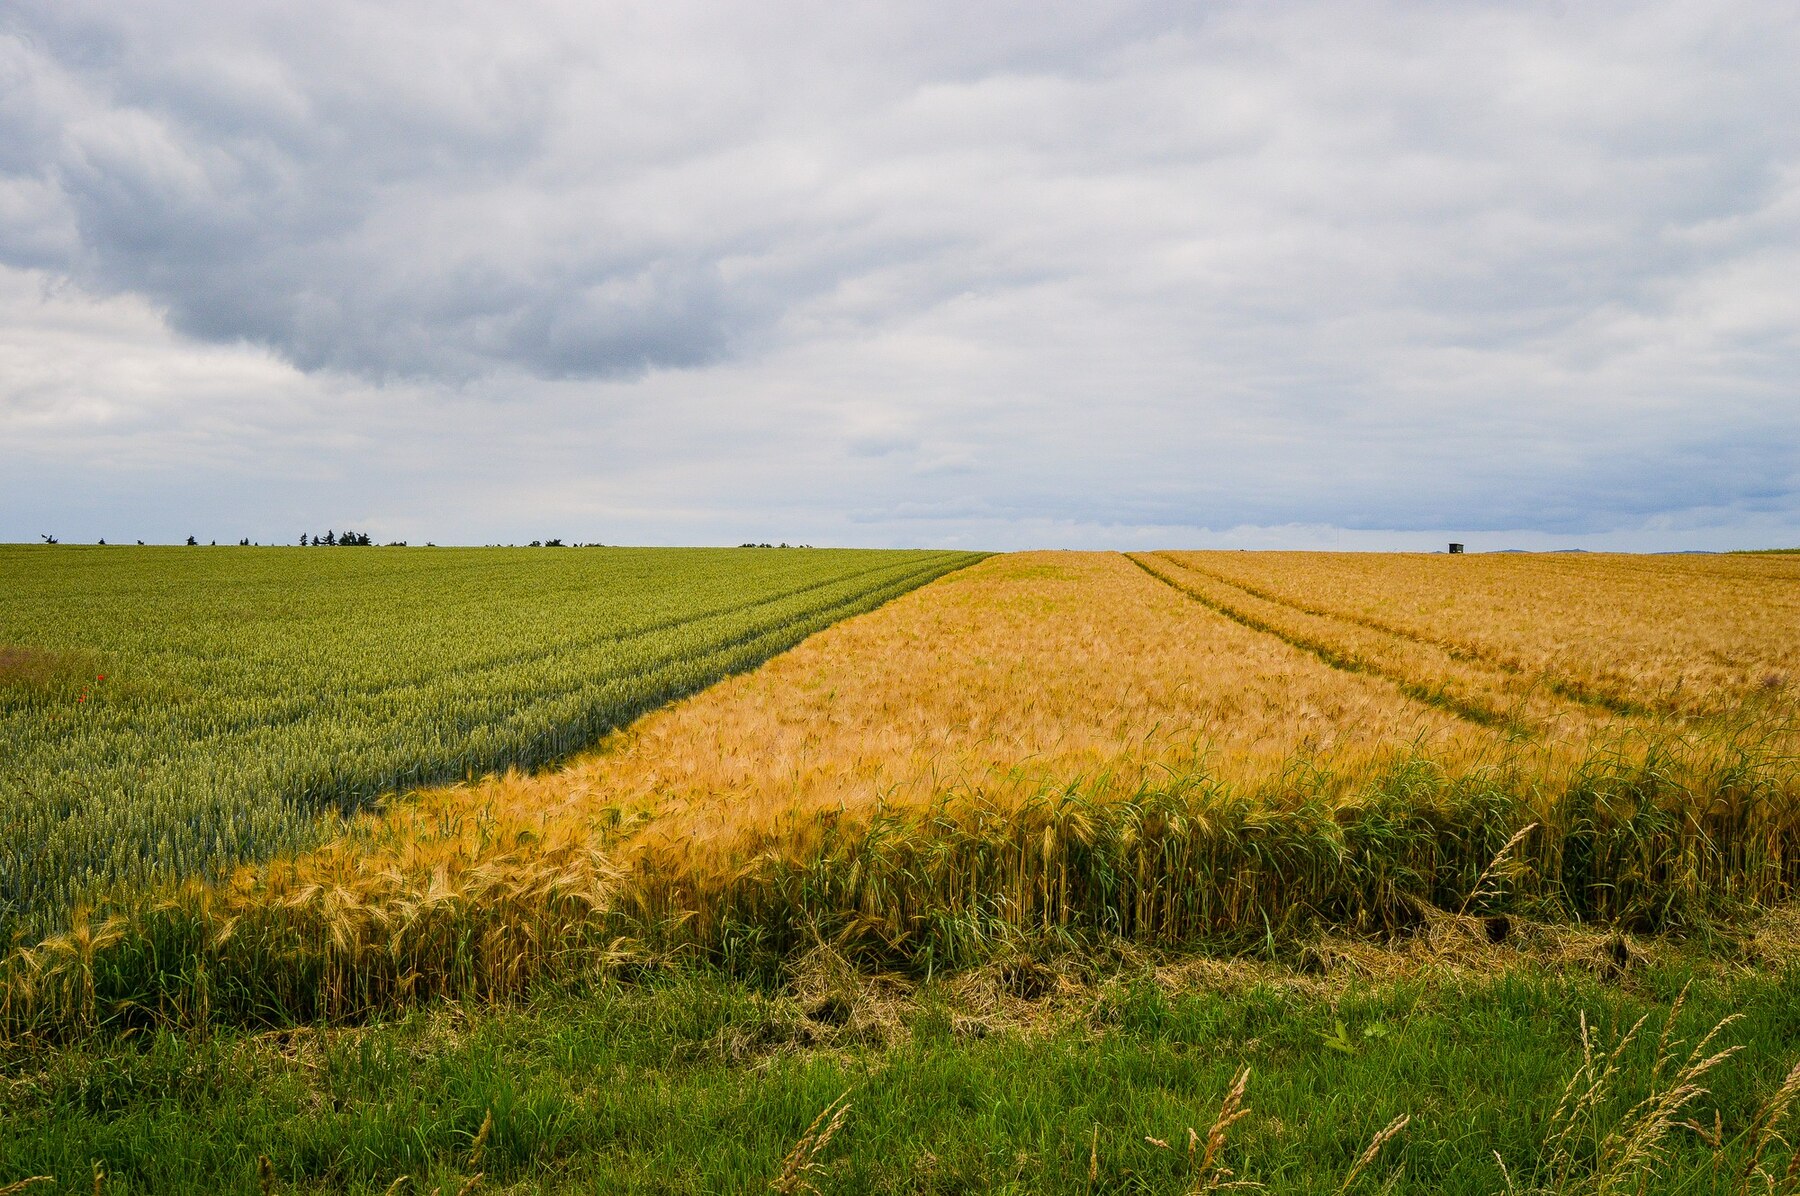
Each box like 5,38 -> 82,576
1188,1066 -> 1253,1192
0,1178 -> 53,1196
467,1108 -> 494,1171
1336,1114 -> 1410,1195
769,1092 -> 852,1195
1456,822 -> 1539,917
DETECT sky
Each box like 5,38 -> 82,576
3,1 -> 1797,551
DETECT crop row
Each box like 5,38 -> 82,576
0,546 -> 982,939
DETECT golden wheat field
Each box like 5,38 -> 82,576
7,549 -> 1798,1036
339,549 -> 1797,866
1162,549 -> 1800,716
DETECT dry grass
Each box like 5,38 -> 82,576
769,1092 -> 852,1195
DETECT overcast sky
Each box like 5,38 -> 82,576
3,1 -> 1797,550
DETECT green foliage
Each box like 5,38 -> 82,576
0,545 -> 982,940
2,960 -> 1798,1193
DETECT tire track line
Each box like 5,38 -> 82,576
1124,552 -> 1533,735
1153,552 -> 1653,719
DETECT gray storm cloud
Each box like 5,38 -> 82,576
2,2 -> 1193,379
1,0 -> 1797,546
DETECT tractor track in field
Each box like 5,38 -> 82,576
1125,552 -> 1591,737
1147,552 -> 1654,720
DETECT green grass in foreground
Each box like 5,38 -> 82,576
0,545 -> 981,939
3,949 -> 1798,1194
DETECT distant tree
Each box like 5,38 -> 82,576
324,531 -> 337,546
97,538 -> 106,545
544,538 -> 564,547
185,535 -> 197,546
136,539 -> 144,546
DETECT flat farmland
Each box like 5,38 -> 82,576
335,550 -> 1795,955
0,545 -> 980,939
7,549 -> 1791,1032
4,548 -> 1799,1196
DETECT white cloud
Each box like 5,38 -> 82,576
1,0 -> 1797,547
